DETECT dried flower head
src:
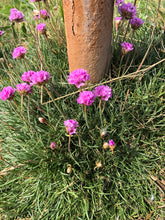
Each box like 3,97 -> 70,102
64,119 -> 78,135
30,70 -> 51,86
93,85 -> 112,101
0,30 -> 4,36
130,17 -> 144,30
12,46 -> 27,59
77,91 -> 95,106
9,8 -> 25,23
121,42 -> 133,55
68,69 -> 90,89
115,0 -> 124,6
67,164 -> 72,174
118,3 -> 137,20
94,161 -> 102,170
21,71 -> 35,82
33,10 -> 40,20
103,142 -> 109,149
16,83 -> 32,96
0,86 -> 16,101
37,23 -> 46,34
40,10 -> 50,20
50,142 -> 57,150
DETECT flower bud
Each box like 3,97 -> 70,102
50,142 -> 56,150
100,130 -> 107,138
38,117 -> 46,123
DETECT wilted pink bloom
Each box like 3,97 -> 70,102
115,0 -> 123,6
121,42 -> 133,55
64,119 -> 79,135
130,17 -> 144,30
30,70 -> 51,86
37,23 -> 46,34
68,69 -> 90,89
0,30 -> 4,36
12,46 -> 27,59
93,85 -> 112,101
50,142 -> 56,150
109,139 -> 115,146
118,3 -> 136,20
9,8 -> 24,23
77,91 -> 95,106
21,71 -> 35,82
115,17 -> 122,31
16,83 -> 32,95
40,10 -> 50,20
0,86 -> 16,101
33,10 -> 40,20
31,0 -> 43,2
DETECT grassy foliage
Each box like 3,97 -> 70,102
0,0 -> 165,219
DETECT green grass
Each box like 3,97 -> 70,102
0,0 -> 165,219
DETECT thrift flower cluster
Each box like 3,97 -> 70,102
64,119 -> 79,135
16,83 -> 32,95
12,47 -> 27,59
0,86 -> 16,101
118,2 -> 137,20
68,69 -> 90,88
37,23 -> 46,34
9,8 -> 24,22
93,85 -> 112,101
121,42 -> 133,55
0,30 -> 4,36
77,91 -> 95,106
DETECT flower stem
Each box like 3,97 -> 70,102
21,95 -> 24,112
118,54 -> 124,76
99,100 -> 103,127
84,105 -> 89,129
41,85 -> 43,104
68,134 -> 71,153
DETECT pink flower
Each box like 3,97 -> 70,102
130,17 -> 144,30
9,8 -> 24,23
0,30 -> 4,36
50,142 -> 57,150
121,42 -> 133,55
115,0 -> 124,6
33,10 -> 40,20
64,119 -> 79,135
115,17 -> 122,31
12,47 -> 27,59
0,86 -> 16,101
21,71 -> 35,82
37,23 -> 46,34
93,85 -> 112,101
77,91 -> 95,106
40,10 -> 50,20
16,83 -> 32,95
109,139 -> 115,146
30,70 -> 51,86
118,3 -> 137,20
68,69 -> 90,89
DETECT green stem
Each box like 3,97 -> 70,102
21,95 -> 23,112
118,54 -> 124,76
99,100 -> 103,127
68,134 -> 71,153
44,85 -> 67,120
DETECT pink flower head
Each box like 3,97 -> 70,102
0,30 -> 4,36
77,91 -> 95,106
0,86 -> 16,101
109,139 -> 115,146
21,70 -> 35,82
9,8 -> 25,23
37,23 -> 46,34
64,119 -> 79,135
50,142 -> 57,150
130,17 -> 144,30
30,70 -> 51,86
118,3 -> 137,20
12,46 -> 27,59
121,42 -> 133,55
16,83 -> 32,95
33,10 -> 40,20
115,0 -> 124,6
93,85 -> 112,101
40,10 -> 50,20
68,69 -> 90,89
